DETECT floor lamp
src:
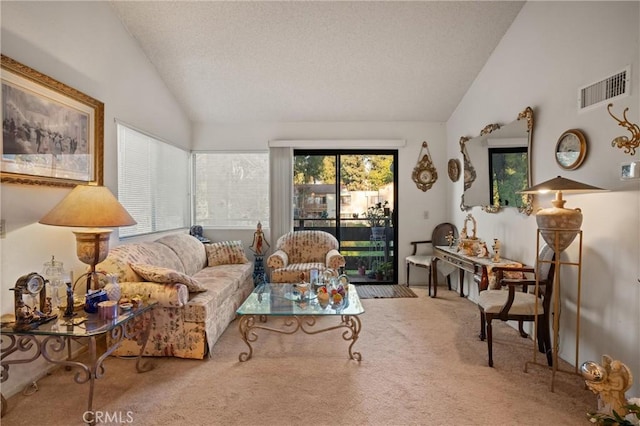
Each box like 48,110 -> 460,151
519,176 -> 606,391
39,185 -> 137,295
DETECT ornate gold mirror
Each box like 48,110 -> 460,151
459,107 -> 534,215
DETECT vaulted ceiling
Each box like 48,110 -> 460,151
110,1 -> 524,124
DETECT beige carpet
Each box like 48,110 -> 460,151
2,287 -> 595,425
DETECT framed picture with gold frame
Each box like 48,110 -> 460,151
555,129 -> 587,171
1,55 -> 103,187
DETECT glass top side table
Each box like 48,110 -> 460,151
1,303 -> 157,424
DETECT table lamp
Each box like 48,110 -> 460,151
519,176 -> 606,253
39,185 -> 136,294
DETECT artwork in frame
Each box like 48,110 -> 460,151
1,54 -> 103,187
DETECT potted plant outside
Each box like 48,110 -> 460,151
357,258 -> 367,276
379,261 -> 393,280
364,201 -> 390,239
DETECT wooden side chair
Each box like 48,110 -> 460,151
477,244 -> 555,367
406,222 -> 458,288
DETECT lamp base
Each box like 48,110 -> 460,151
72,229 -> 112,266
72,229 -> 112,293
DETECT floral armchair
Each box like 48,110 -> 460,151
266,230 -> 346,283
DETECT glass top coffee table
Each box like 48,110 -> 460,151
236,283 -> 364,362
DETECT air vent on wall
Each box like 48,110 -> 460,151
578,66 -> 630,111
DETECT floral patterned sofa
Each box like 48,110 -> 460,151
96,233 -> 253,359
266,230 -> 345,283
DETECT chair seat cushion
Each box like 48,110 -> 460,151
270,262 -> 326,283
406,255 -> 432,267
478,290 -> 544,316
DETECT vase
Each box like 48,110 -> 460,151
535,205 -> 582,253
103,275 -> 121,302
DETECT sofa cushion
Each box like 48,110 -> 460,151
130,263 -> 207,293
185,263 -> 253,322
156,234 -> 208,276
119,281 -> 189,307
206,241 -> 249,266
97,242 -> 185,283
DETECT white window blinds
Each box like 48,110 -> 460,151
117,123 -> 189,237
193,152 -> 269,228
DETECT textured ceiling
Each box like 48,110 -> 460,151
110,1 -> 524,123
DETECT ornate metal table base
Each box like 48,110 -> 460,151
1,309 -> 154,424
238,314 -> 362,362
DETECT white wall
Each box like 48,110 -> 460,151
447,1 -> 640,396
0,1 -> 191,397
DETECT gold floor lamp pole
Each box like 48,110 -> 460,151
520,176 -> 605,391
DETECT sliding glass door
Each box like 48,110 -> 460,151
293,150 -> 397,284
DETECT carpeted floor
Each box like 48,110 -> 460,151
355,284 -> 417,299
2,287 -> 595,425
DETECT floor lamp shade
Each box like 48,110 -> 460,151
39,185 -> 136,292
520,176 -> 605,253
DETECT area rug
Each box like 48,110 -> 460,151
355,284 -> 417,299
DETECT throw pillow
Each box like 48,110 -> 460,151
206,241 -> 249,266
129,263 -> 207,293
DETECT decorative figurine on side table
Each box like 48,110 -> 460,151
492,239 -> 501,262
250,221 -> 270,286
445,231 -> 456,248
477,241 -> 489,258
64,281 -> 76,318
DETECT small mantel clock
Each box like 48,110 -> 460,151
10,272 -> 57,327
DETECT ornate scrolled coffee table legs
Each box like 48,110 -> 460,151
238,314 -> 363,362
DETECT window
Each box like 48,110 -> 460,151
193,152 -> 269,228
117,123 -> 190,238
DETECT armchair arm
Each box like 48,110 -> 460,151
119,281 -> 189,308
493,265 -> 535,291
326,249 -> 346,270
267,250 -> 289,269
493,266 -> 543,320
409,240 -> 432,255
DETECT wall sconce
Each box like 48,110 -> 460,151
607,103 -> 640,155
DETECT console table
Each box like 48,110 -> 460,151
430,245 -> 523,298
1,303 -> 156,424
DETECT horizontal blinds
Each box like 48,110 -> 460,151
117,124 -> 189,237
193,152 -> 269,228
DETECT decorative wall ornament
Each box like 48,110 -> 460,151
411,141 -> 438,191
447,158 -> 460,182
607,103 -> 640,155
